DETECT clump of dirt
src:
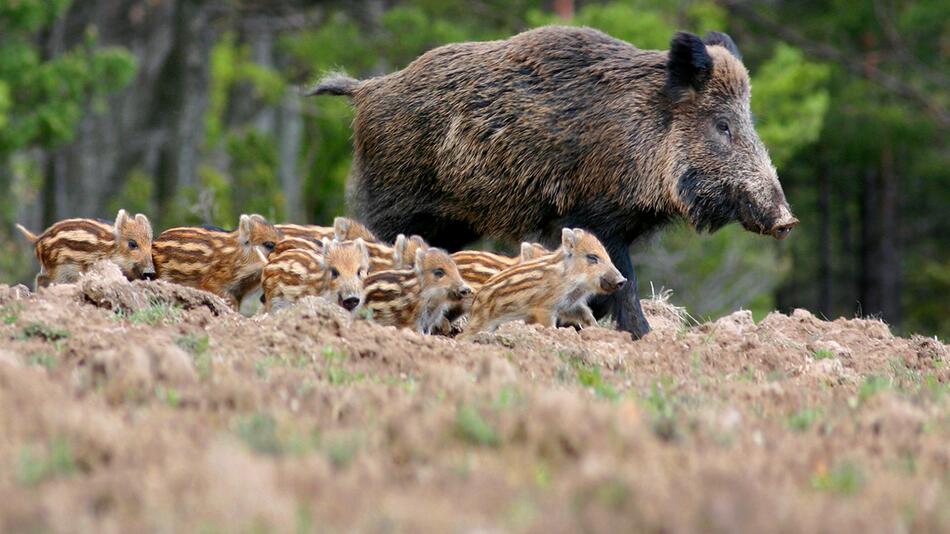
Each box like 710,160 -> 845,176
0,274 -> 947,533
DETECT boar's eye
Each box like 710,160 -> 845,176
330,268 -> 339,279
715,119 -> 731,137
432,268 -> 445,278
127,239 -> 138,250
263,241 -> 276,252
586,254 -> 599,265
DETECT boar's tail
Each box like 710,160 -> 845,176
302,72 -> 361,97
15,224 -> 38,242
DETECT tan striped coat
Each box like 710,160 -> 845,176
16,209 -> 154,289
461,228 -> 626,337
362,247 -> 470,333
152,214 -> 281,309
261,238 -> 370,312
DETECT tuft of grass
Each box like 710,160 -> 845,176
641,381 -> 679,441
811,462 -> 864,496
235,412 -> 282,456
123,300 -> 181,325
2,304 -> 21,325
562,354 -> 619,401
322,345 -> 363,385
811,348 -> 835,360
176,334 -> 211,380
456,404 -> 500,447
325,435 -> 359,469
857,375 -> 892,404
26,352 -> 57,369
254,355 -> 278,379
787,408 -> 822,432
16,437 -> 77,487
18,322 -> 69,341
155,386 -> 181,408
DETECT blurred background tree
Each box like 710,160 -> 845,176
0,0 -> 946,338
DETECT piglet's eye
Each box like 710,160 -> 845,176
586,254 -> 599,265
263,241 -> 276,251
127,240 -> 138,250
432,268 -> 445,278
330,268 -> 339,279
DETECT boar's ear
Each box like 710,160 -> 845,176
561,228 -> 578,252
133,214 -> 153,240
393,234 -> 407,266
113,209 -> 130,240
333,216 -> 349,241
414,247 -> 426,276
666,31 -> 712,103
703,31 -> 741,60
354,238 -> 370,267
238,214 -> 252,243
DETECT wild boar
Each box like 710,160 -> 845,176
308,26 -> 797,338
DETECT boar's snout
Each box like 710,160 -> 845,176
769,205 -> 799,240
340,296 -> 362,311
600,272 -> 627,293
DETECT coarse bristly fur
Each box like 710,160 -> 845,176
16,209 -> 154,289
152,214 -> 281,309
460,228 -> 626,338
361,247 -> 471,334
310,25 -> 798,339
261,238 -> 370,313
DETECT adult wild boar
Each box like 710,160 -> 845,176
307,26 -> 798,338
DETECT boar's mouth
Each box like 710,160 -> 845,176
677,168 -> 737,233
678,168 -> 798,240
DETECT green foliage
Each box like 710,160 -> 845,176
108,168 -> 155,217
811,462 -> 864,495
812,349 -> 835,360
787,408 -> 822,432
120,301 -> 181,326
16,436 -> 77,486
27,352 -> 57,369
455,404 -> 500,447
235,412 -> 283,456
18,321 -> 69,341
751,44 -> 831,169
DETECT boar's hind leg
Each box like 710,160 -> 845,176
588,239 -> 651,340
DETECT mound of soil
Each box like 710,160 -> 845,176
0,271 -> 947,532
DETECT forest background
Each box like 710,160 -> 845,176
0,0 -> 946,337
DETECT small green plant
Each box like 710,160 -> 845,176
26,352 -> 57,369
125,301 -> 181,326
787,408 -> 822,432
155,386 -> 181,408
857,375 -> 892,404
16,437 -> 77,487
2,304 -> 21,325
18,322 -> 69,341
561,354 -> 619,401
811,462 -> 864,496
456,404 -> 500,447
322,345 -> 362,385
235,412 -> 282,456
642,382 -> 679,441
324,435 -> 359,469
811,348 -> 835,360
176,334 -> 211,380
255,355 -> 278,379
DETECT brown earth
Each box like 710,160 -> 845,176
0,262 -> 948,533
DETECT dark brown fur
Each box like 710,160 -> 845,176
310,26 -> 797,338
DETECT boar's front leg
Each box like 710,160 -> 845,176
588,238 -> 651,340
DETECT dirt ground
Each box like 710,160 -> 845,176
1,263 -> 948,533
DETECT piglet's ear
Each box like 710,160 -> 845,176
238,214 -> 252,243
333,217 -> 349,241
414,248 -> 426,277
354,238 -> 370,266
320,237 -> 332,258
393,234 -> 407,266
113,210 -> 130,241
561,228 -> 578,251
666,31 -> 712,103
134,214 -> 153,240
